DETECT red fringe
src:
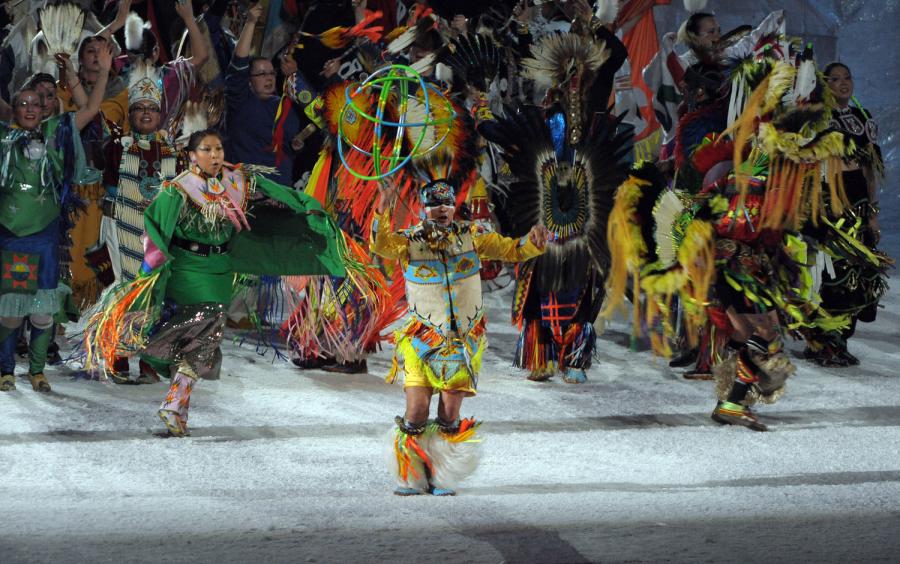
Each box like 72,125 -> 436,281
691,136 -> 734,175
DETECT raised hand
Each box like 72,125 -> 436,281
55,53 -> 73,83
114,0 -> 133,26
97,43 -> 114,72
321,57 -> 342,78
247,2 -> 263,25
377,177 -> 400,213
174,0 -> 196,22
572,0 -> 593,23
512,0 -> 533,24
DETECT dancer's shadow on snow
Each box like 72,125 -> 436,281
461,526 -> 593,563
297,370 -> 397,395
598,328 -> 652,352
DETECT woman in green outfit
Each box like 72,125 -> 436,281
88,129 -> 346,436
0,45 -> 112,393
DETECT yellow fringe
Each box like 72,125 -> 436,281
630,219 -> 714,356
762,62 -> 796,114
602,176 -> 651,319
677,219 -> 715,348
728,61 -> 851,231
641,268 -> 685,356
633,129 -> 662,162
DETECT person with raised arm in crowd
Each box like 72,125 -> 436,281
225,2 -> 302,187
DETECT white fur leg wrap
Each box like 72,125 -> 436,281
420,420 -> 483,490
752,350 -> 795,404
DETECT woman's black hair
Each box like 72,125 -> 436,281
25,73 -> 56,89
823,62 -> 851,77
186,128 -> 224,152
685,12 -> 716,35
413,28 -> 442,52
683,61 -> 726,108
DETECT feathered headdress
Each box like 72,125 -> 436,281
727,53 -> 851,231
521,33 -> 610,88
127,59 -> 162,108
406,92 -> 479,200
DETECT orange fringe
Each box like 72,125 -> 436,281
316,10 -> 384,50
84,272 -> 161,376
396,433 -> 433,482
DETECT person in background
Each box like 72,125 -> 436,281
802,62 -> 888,367
225,2 -> 302,186
99,60 -> 186,382
0,44 -> 112,393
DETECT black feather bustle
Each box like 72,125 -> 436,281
630,162 -> 668,266
484,106 -> 634,293
440,33 -> 501,92
772,105 -> 827,134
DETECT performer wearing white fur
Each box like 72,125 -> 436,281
372,179 -> 548,496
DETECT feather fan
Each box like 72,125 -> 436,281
39,2 -> 85,56
386,14 -> 438,54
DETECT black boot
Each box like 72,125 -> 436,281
669,347 -> 698,368
322,359 -> 368,374
711,346 -> 768,432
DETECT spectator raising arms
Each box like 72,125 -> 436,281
225,3 -> 303,186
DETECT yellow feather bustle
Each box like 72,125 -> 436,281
637,218 -> 714,356
603,173 -> 715,356
602,175 -> 650,327
676,219 -> 715,345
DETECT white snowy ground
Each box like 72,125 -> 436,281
2,276 -> 899,564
